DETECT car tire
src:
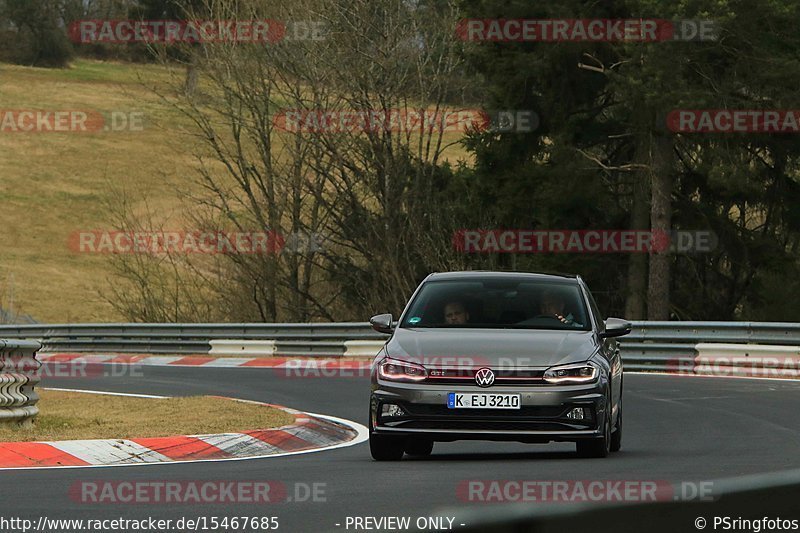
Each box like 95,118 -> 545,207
576,397 -> 611,458
404,439 -> 434,457
610,400 -> 622,452
370,433 -> 404,461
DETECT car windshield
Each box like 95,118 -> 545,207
400,278 -> 590,331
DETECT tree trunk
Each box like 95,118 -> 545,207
625,151 -> 651,319
647,134 -> 673,320
184,63 -> 198,96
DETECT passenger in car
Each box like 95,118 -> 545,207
539,290 -> 582,326
443,301 -> 470,325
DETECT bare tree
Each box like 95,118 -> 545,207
106,0 -> 471,322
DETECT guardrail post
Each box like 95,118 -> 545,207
0,339 -> 42,427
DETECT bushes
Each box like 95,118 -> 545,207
0,0 -> 73,68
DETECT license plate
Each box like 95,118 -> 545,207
447,392 -> 521,409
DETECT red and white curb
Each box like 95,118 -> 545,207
0,390 -> 367,470
37,353 -> 373,370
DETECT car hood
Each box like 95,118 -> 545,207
384,327 -> 598,368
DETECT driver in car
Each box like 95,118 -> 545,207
443,301 -> 470,325
539,290 -> 582,327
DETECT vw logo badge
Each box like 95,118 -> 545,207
475,367 -> 495,388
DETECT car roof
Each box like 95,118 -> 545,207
426,271 -> 580,283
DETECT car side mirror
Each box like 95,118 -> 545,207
370,313 -> 394,334
600,317 -> 632,338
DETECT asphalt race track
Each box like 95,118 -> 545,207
6,367 -> 800,532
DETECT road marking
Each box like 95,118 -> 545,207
43,387 -> 167,398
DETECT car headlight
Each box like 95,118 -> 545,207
378,358 -> 427,382
543,362 -> 598,384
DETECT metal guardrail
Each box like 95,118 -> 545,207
621,321 -> 800,372
0,321 -> 798,362
0,339 -> 41,425
0,323 -> 377,356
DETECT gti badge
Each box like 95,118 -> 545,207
475,367 -> 495,388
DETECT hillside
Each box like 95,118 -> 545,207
0,60 -> 200,322
0,59 -> 472,323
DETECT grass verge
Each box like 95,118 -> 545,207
0,389 -> 295,441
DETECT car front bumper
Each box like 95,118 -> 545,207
370,379 -> 608,443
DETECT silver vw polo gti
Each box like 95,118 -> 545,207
368,271 -> 631,460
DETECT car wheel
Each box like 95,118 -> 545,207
576,397 -> 611,458
368,406 -> 404,461
404,439 -> 434,457
370,433 -> 404,461
610,399 -> 622,452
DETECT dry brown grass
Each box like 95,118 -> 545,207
0,59 -> 202,322
0,59 -> 473,323
0,389 -> 294,441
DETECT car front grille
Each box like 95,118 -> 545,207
403,404 -> 566,418
425,367 -> 546,385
